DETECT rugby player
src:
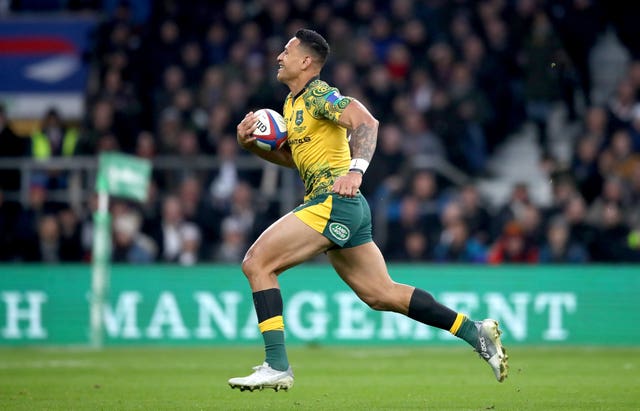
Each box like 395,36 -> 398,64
229,29 -> 508,391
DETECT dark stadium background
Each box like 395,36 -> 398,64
2,0 -> 640,264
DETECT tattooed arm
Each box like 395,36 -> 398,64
340,99 -> 379,163
332,99 -> 379,197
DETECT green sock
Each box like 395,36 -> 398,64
263,330 -> 288,371
455,317 -> 479,348
253,289 -> 289,371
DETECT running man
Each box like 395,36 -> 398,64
229,29 -> 508,391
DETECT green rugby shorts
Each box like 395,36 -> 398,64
293,192 -> 372,248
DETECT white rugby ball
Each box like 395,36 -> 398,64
252,108 -> 288,151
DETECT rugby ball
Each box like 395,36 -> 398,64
252,108 -> 288,151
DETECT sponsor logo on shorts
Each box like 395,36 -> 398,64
329,222 -> 350,241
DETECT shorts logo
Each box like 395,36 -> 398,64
329,222 -> 350,241
295,110 -> 304,125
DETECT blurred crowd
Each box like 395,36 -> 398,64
1,0 -> 640,264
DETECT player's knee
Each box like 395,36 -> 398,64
241,251 -> 260,281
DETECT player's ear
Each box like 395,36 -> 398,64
302,55 -> 313,69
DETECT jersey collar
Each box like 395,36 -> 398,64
292,75 -> 320,102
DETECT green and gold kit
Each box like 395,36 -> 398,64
283,78 -> 352,201
283,78 -> 373,248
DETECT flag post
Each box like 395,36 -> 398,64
90,153 -> 151,348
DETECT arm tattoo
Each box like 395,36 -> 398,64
349,123 -> 377,162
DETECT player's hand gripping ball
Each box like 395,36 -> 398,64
252,109 -> 288,151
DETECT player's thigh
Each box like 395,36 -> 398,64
244,212 -> 332,275
327,242 -> 413,312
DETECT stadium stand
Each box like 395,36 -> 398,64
1,0 -> 639,263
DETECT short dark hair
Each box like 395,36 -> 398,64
295,29 -> 330,65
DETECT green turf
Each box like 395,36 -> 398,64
0,346 -> 638,410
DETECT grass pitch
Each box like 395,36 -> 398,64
0,346 -> 638,410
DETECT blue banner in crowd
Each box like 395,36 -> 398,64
0,16 -> 95,93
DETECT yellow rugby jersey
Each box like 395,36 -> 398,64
283,78 -> 353,201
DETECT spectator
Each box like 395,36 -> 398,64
147,20 -> 182,84
397,230 -> 432,262
200,104 -> 233,154
153,195 -> 201,263
29,108 -> 79,189
408,68 -> 434,113
571,135 -> 603,203
15,180 -> 60,256
134,130 -> 168,189
387,170 -> 442,243
543,175 -> 578,220
204,22 -> 229,66
0,104 -> 27,191
607,79 -> 637,133
213,216 -> 248,263
433,218 -> 487,263
458,184 -> 492,245
627,105 -> 640,151
581,106 -> 609,148
112,211 -> 156,264
93,68 -> 140,152
154,65 -> 185,121
172,88 -> 208,132
360,123 -> 407,199
386,196 -> 430,260
363,64 -> 395,122
168,128 -> 204,187
628,163 -> 640,225
487,221 -> 539,264
177,175 -> 219,252
547,0 -> 604,107
180,41 -> 206,89
587,176 -> 632,226
223,78 -> 251,126
520,10 -> 565,156
563,194 -> 598,254
30,108 -> 78,160
139,179 -> 162,239
208,137 -> 242,209
591,202 -> 639,262
57,206 -> 84,262
351,36 -> 378,77
518,203 -> 545,248
75,99 -> 117,155
79,193 -> 98,258
492,182 -> 532,239
539,216 -> 589,263
177,223 -> 202,265
609,129 -> 640,181
156,107 -> 182,154
408,169 -> 441,212
225,181 -> 265,241
447,62 -> 492,173
0,189 -> 21,261
24,215 -> 62,263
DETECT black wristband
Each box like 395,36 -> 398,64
349,168 -> 364,175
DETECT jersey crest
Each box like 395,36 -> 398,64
295,110 -> 304,125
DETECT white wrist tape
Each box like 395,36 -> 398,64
349,158 -> 370,174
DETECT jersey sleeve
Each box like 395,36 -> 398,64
306,82 -> 352,122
